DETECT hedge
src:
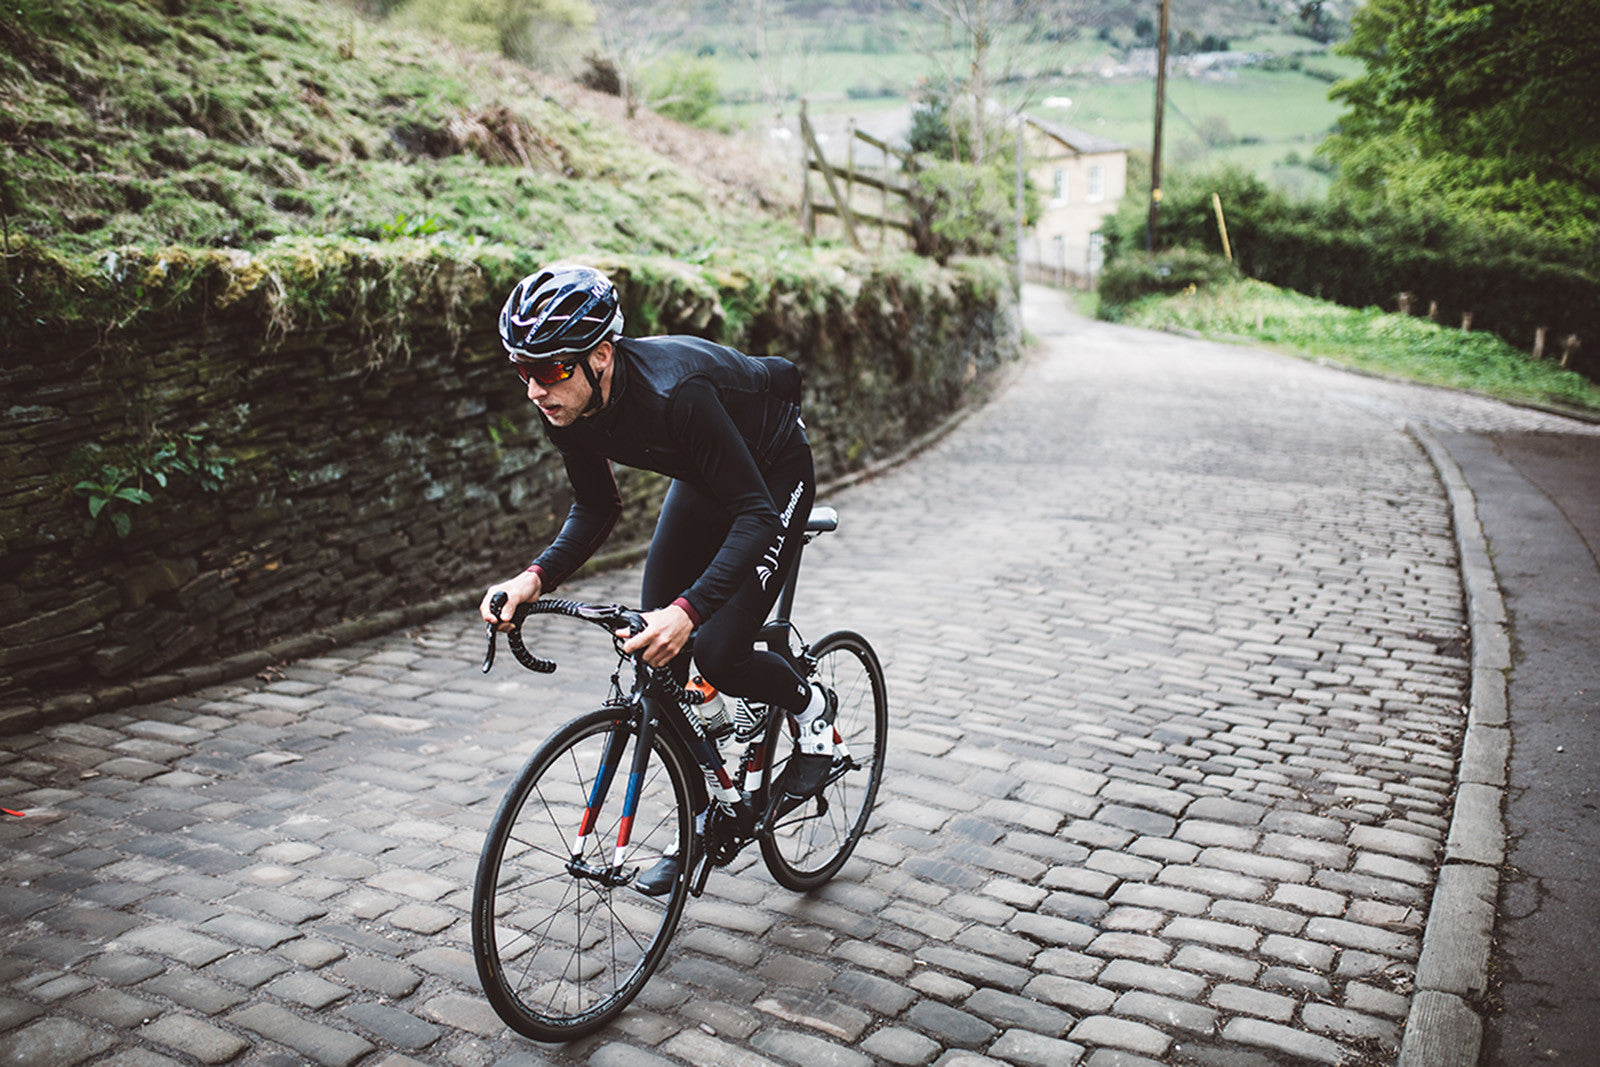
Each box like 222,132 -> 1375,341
1106,173 -> 1600,378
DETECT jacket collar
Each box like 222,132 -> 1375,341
587,337 -> 628,427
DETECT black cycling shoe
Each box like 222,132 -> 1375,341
772,752 -> 836,819
777,751 -> 834,799
634,853 -> 680,897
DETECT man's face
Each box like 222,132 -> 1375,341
520,355 -> 593,427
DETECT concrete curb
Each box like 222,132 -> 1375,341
0,346 -> 1031,737
1399,423 -> 1511,1067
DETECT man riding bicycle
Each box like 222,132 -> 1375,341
478,263 -> 838,894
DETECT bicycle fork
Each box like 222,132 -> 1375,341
568,699 -> 745,889
566,714 -> 644,888
567,699 -> 791,895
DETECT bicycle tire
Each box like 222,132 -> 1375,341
472,706 -> 694,1041
759,630 -> 887,890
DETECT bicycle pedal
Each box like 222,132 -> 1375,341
688,852 -> 714,898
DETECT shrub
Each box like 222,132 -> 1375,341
643,57 -> 720,128
907,161 -> 1012,266
1101,165 -> 1600,365
1097,248 -> 1238,310
579,53 -> 622,96
909,94 -> 965,161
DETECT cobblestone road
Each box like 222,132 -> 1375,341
4,290 -> 1596,1067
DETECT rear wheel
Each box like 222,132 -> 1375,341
759,631 -> 887,890
472,707 -> 693,1041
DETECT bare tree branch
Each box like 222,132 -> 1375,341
896,0 -> 1091,163
590,0 -> 696,117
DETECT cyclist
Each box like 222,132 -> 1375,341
479,263 -> 837,893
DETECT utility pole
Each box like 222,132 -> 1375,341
1015,118 -> 1025,296
1145,0 -> 1171,251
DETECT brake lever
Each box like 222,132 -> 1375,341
482,592 -> 508,674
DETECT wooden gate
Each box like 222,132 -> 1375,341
799,101 -> 915,251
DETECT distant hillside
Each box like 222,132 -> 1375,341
673,0 -> 1353,52
0,0 -> 797,258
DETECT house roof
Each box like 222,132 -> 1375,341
1023,115 -> 1126,157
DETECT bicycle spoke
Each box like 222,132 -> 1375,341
511,881 -> 581,989
474,709 -> 692,1041
760,632 -> 887,891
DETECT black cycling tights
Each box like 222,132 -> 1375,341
641,442 -> 816,716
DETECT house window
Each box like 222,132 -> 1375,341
1052,234 -> 1067,268
1052,168 -> 1066,203
1087,164 -> 1105,202
1088,233 -> 1106,274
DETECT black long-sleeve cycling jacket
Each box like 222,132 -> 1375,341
528,335 -> 805,623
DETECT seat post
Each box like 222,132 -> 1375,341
761,539 -> 805,656
761,506 -> 836,656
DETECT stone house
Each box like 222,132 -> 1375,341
1021,115 -> 1129,286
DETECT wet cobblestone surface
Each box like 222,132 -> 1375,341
4,291 -> 1597,1066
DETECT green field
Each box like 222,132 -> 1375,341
1050,64 -> 1355,147
1029,62 -> 1356,194
701,23 -> 1356,197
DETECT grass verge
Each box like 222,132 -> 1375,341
1112,278 -> 1600,417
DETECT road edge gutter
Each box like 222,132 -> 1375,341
1399,422 -> 1511,1067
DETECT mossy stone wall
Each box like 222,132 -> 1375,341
0,246 -> 1018,717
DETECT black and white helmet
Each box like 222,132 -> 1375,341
498,264 -> 625,363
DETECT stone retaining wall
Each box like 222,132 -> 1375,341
0,247 -> 1017,715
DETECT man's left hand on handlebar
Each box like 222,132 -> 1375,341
480,570 -> 542,632
619,603 -> 692,667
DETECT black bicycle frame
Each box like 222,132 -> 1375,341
564,509 -> 835,885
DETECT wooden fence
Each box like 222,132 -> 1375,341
799,101 -> 916,252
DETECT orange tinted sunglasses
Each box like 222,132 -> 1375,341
515,360 -> 579,387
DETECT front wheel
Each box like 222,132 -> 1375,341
759,630 -> 887,891
472,706 -> 693,1041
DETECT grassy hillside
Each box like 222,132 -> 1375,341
0,0 -> 798,259
0,0 -> 1352,260
1024,61 -> 1356,198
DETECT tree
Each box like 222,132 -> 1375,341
898,0 -> 1100,166
1405,0 -> 1598,193
1296,0 -> 1337,43
393,0 -> 597,74
716,0 -> 810,126
1324,0 -> 1600,249
908,88 -> 966,160
588,0 -> 695,118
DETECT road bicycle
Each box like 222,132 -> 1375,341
471,505 -> 887,1041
